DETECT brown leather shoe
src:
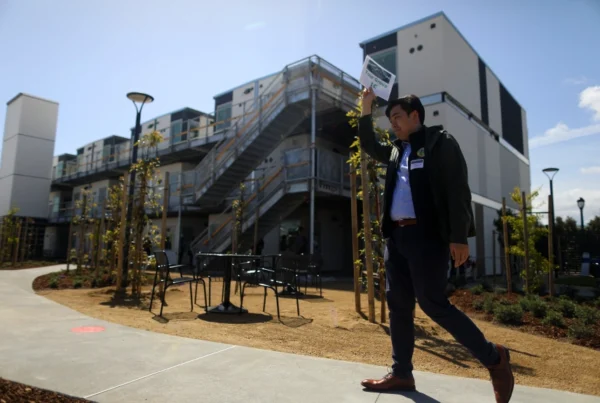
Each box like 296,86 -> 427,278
488,345 -> 515,403
361,373 -> 416,392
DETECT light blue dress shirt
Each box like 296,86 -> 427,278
390,142 -> 416,221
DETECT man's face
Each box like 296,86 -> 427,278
388,105 -> 419,140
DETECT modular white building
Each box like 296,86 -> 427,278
360,12 -> 530,273
0,12 -> 529,276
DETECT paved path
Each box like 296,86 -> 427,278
1,266 -> 599,403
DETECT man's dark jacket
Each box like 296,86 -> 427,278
358,114 -> 475,244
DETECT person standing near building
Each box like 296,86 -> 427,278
358,88 -> 514,403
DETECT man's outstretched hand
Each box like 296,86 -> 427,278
450,243 -> 469,268
361,87 -> 376,117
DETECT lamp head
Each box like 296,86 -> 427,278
126,92 -> 154,104
577,197 -> 585,210
542,167 -> 559,180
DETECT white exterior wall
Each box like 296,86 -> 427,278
440,18 -> 481,118
394,14 -> 445,97
0,93 -> 58,218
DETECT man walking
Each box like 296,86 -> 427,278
358,88 -> 514,403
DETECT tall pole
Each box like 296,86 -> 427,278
522,191 -> 530,294
160,174 -> 170,249
122,92 -> 153,288
502,198 -> 512,294
360,148 -> 376,323
309,87 -> 316,256
548,195 -> 554,296
579,207 -> 584,230
350,167 -> 361,313
116,174 -> 129,292
176,173 -> 183,263
253,171 -> 262,255
492,230 -> 497,286
122,109 -> 142,287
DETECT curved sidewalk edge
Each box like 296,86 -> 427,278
1,266 -> 598,403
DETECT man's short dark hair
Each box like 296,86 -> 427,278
385,94 -> 425,125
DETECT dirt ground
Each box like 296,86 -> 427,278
0,377 -> 91,402
39,281 -> 600,397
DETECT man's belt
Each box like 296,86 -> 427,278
393,218 -> 417,227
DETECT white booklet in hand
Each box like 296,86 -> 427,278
359,55 -> 396,101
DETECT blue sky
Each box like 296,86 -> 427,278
1,0 -> 599,222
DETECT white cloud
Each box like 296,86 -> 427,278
530,85 -> 600,149
581,166 -> 600,175
529,121 -> 600,149
563,76 -> 588,85
551,187 -> 600,222
579,86 -> 600,121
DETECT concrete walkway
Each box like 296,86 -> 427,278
1,266 -> 598,403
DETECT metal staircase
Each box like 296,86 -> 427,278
190,166 -> 305,256
192,55 -> 360,209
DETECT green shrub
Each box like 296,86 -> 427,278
470,284 -> 484,295
494,287 -> 507,295
594,297 -> 600,309
529,297 -> 548,318
568,320 -> 594,339
472,299 -> 484,311
73,278 -> 83,289
483,294 -> 496,314
519,297 -> 532,312
49,277 -> 59,289
494,304 -> 523,325
575,306 -> 600,325
542,310 -> 565,328
557,298 -> 576,318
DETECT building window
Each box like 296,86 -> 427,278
171,120 -> 183,143
215,103 -> 232,132
370,48 -> 397,78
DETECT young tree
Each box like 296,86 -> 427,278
505,187 -> 549,293
71,188 -> 96,274
103,179 -> 125,285
0,208 -> 20,265
127,130 -> 163,297
347,94 -> 389,322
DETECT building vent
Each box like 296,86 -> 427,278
433,110 -> 439,116
243,87 -> 253,95
430,23 -> 436,29
417,45 -> 423,51
409,47 -> 415,54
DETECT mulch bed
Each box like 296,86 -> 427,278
32,267 -> 154,291
0,378 -> 92,402
32,267 -> 116,291
449,289 -> 600,350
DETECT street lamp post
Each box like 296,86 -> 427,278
122,92 -> 154,287
543,167 -> 559,273
577,197 -> 585,230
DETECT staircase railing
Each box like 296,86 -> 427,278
193,55 -> 331,200
192,165 -> 289,254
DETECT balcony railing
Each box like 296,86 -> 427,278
189,146 -> 351,253
48,147 -> 351,226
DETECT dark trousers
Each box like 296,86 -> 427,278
385,225 -> 498,378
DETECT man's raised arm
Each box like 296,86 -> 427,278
357,88 -> 392,164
